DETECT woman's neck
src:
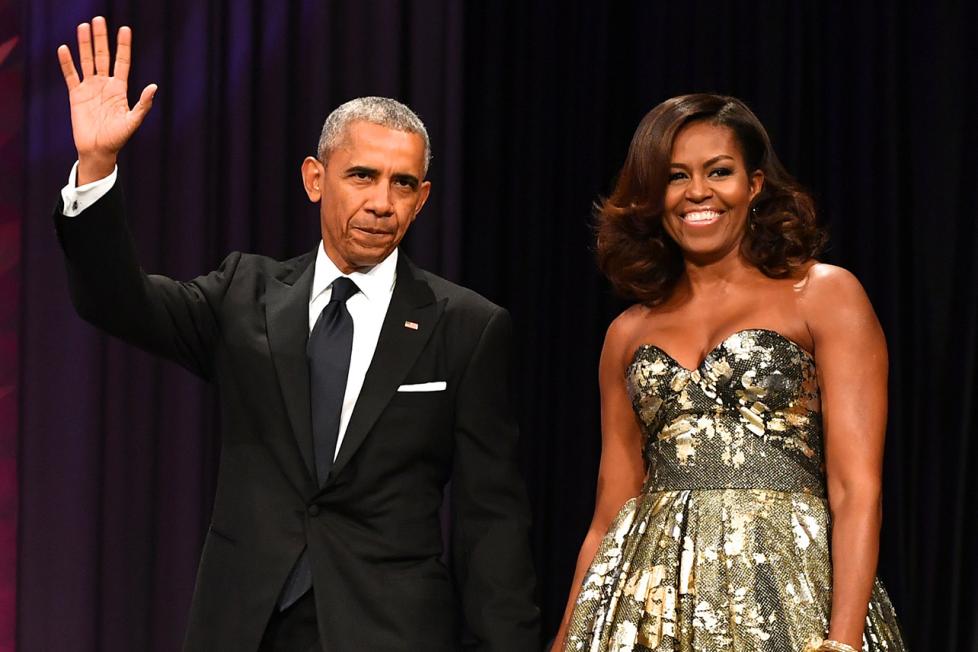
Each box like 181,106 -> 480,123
679,246 -> 758,296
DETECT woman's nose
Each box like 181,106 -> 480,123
684,174 -> 712,201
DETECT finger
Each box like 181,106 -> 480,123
92,16 -> 110,76
128,83 -> 158,129
114,26 -> 132,84
77,22 -> 94,78
57,44 -> 81,90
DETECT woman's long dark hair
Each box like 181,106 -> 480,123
596,94 -> 827,306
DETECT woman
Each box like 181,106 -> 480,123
555,95 -> 907,652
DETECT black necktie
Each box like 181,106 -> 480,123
277,276 -> 359,611
308,276 -> 359,485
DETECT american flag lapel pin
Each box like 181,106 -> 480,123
404,321 -> 419,330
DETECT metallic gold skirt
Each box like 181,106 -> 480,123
564,488 -> 907,652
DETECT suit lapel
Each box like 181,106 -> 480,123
265,250 -> 318,483
328,254 -> 445,482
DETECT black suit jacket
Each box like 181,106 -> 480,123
54,183 -> 540,651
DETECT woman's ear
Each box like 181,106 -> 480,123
749,169 -> 765,200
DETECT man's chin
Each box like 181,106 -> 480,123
348,245 -> 396,269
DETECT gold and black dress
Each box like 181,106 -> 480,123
564,329 -> 907,652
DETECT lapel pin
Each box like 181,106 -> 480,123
404,321 -> 419,330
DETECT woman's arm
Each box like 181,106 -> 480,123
801,263 -> 888,648
552,312 -> 646,650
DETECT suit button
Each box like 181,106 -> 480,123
308,504 -> 320,517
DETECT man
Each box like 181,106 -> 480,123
54,17 -> 539,652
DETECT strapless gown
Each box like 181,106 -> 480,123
564,329 -> 907,651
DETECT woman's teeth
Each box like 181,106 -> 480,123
682,210 -> 722,224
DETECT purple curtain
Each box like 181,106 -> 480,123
19,2 -> 462,650
16,1 -> 978,651
0,0 -> 22,649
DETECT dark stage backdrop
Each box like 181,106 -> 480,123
0,0 -> 22,649
16,1 -> 977,650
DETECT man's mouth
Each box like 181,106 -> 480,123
353,226 -> 394,237
680,209 -> 724,226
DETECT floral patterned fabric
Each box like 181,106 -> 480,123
564,330 -> 906,652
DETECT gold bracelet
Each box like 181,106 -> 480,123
819,641 -> 858,652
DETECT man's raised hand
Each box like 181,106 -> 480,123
57,16 -> 157,184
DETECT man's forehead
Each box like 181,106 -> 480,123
331,122 -> 425,170
338,121 -> 423,151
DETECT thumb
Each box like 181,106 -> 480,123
129,83 -> 158,129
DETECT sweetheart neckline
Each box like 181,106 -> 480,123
631,328 -> 815,373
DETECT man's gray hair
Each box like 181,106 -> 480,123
317,97 -> 431,175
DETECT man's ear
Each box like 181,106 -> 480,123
301,156 -> 324,202
411,180 -> 432,222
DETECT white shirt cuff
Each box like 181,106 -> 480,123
61,161 -> 118,216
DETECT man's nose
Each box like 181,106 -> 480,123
365,184 -> 395,217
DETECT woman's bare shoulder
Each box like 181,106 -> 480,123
798,262 -> 868,306
797,262 -> 878,338
604,304 -> 656,363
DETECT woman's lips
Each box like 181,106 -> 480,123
680,209 -> 723,226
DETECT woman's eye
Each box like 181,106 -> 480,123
668,171 -> 687,182
709,167 -> 733,177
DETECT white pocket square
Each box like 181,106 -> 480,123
396,381 -> 447,392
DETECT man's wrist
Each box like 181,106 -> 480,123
77,153 -> 118,186
62,161 -> 118,216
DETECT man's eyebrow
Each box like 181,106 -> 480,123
392,173 -> 420,188
345,165 -> 379,176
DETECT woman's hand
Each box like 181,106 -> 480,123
801,263 -> 887,648
552,309 -> 648,651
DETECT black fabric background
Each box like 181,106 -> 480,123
18,1 -> 977,649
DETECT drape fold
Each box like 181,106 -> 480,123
17,2 -> 976,650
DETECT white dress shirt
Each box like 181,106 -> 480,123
62,163 -> 397,461
61,161 -> 118,215
308,245 -> 396,459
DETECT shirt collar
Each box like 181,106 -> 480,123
310,242 -> 398,304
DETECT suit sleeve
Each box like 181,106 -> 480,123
451,306 -> 541,651
53,181 -> 239,381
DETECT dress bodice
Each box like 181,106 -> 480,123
626,329 -> 825,495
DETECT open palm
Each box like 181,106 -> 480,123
57,17 -> 156,164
